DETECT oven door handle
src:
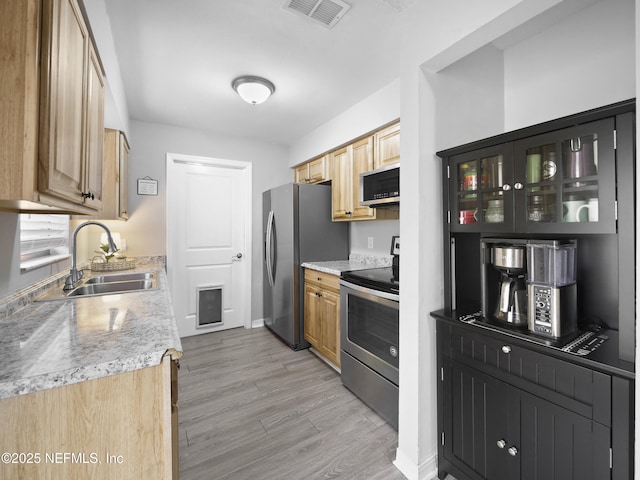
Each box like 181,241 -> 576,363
339,279 -> 400,302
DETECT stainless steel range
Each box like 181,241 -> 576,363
340,238 -> 400,429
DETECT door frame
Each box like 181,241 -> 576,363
166,152 -> 253,329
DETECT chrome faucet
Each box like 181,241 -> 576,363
63,221 -> 118,291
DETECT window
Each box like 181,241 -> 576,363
19,214 -> 70,271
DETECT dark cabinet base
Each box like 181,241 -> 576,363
436,319 -> 633,480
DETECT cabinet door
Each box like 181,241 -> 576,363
307,155 -> 328,183
294,163 -> 309,183
303,283 -> 321,346
118,132 -> 130,219
82,43 -> 105,211
449,144 -> 514,232
374,122 -> 400,168
331,146 -> 352,221
39,0 -> 89,205
319,289 -> 340,366
445,360 -> 510,480
513,118 -> 615,234
517,389 -> 611,480
351,136 -> 376,220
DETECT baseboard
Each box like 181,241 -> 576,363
393,447 -> 438,480
251,318 -> 265,328
309,347 -> 341,373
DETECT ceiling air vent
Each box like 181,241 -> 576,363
282,0 -> 351,28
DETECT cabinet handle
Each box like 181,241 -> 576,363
81,191 -> 95,200
502,184 -> 512,191
496,439 -> 506,449
514,182 -> 524,190
501,345 -> 512,354
508,446 -> 519,457
317,277 -> 322,281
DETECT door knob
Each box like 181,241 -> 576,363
235,253 -> 243,259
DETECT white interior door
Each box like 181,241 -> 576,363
167,153 -> 251,337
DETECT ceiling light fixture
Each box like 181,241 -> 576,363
232,76 -> 276,105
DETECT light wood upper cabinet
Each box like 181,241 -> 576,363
294,154 -> 329,184
374,121 -> 400,169
331,136 -> 398,222
0,0 -> 105,214
101,129 -> 130,220
330,146 -> 352,221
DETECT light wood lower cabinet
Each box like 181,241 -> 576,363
304,269 -> 341,367
0,356 -> 179,480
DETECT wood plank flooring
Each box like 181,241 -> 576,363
178,326 -> 407,480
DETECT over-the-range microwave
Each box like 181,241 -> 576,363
359,163 -> 399,209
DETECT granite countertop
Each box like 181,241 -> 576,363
302,254 -> 393,276
0,260 -> 182,400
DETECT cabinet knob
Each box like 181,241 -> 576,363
496,439 -> 506,449
508,446 -> 519,457
501,345 -> 512,354
514,182 -> 524,190
502,184 -> 512,191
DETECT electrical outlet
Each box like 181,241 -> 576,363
367,237 -> 374,249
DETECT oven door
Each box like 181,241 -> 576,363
339,280 -> 399,386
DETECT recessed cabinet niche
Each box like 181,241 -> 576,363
0,0 -> 105,214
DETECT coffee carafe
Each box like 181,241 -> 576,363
491,245 -> 528,326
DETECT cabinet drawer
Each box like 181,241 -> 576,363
304,269 -> 340,291
445,324 -> 611,425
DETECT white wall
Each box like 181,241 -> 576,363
504,0 -> 635,130
288,79 -> 401,166
80,120 -> 291,325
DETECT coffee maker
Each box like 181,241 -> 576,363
480,239 -> 528,327
526,240 -> 577,338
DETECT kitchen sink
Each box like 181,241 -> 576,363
67,279 -> 156,297
84,272 -> 156,284
37,271 -> 158,301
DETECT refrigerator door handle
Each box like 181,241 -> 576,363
265,210 -> 275,286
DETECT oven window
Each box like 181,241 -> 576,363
347,295 -> 399,368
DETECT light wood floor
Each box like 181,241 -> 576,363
178,326 -> 407,480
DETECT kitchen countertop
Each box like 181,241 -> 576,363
0,260 -> 182,400
302,254 -> 393,276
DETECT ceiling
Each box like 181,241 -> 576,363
104,0 -> 407,146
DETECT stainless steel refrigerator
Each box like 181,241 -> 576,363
263,183 -> 349,350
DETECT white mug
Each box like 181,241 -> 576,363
563,200 -> 586,222
576,198 -> 599,222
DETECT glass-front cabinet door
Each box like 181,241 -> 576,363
513,117 -> 616,234
449,145 -> 513,232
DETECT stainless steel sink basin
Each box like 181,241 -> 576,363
67,279 -> 156,297
84,272 -> 156,284
37,271 -> 158,301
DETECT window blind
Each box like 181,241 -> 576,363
19,214 -> 70,270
